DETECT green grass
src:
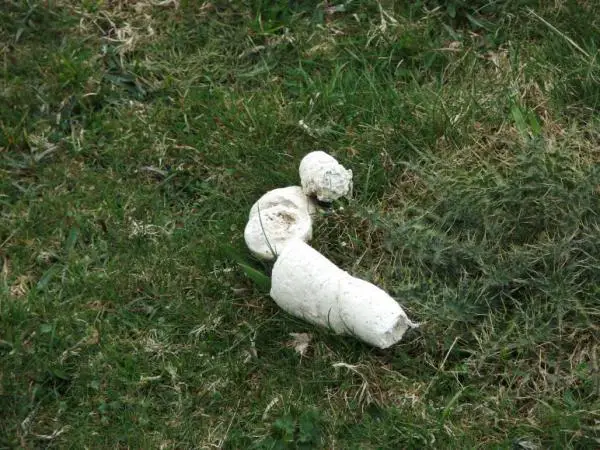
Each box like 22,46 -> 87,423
1,0 -> 599,448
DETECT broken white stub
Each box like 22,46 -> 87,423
244,186 -> 316,261
270,239 -> 418,349
299,151 -> 353,202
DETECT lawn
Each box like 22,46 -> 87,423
1,0 -> 599,448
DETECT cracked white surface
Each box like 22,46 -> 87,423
299,151 -> 353,202
244,186 -> 315,261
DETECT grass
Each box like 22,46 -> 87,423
1,0 -> 599,448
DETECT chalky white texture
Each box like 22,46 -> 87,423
270,239 -> 417,348
244,186 -> 315,261
299,151 -> 353,202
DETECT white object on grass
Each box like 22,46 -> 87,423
270,239 -> 417,349
244,186 -> 316,261
299,151 -> 353,202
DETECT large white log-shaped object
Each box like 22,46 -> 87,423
244,186 -> 316,261
270,239 -> 417,348
299,151 -> 353,202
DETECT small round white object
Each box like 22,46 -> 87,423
299,151 -> 353,202
244,186 -> 315,261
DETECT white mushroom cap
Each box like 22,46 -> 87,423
244,186 -> 316,261
299,151 -> 353,202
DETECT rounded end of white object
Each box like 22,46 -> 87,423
377,317 -> 417,349
338,277 -> 416,349
299,151 -> 353,202
244,186 -> 315,261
